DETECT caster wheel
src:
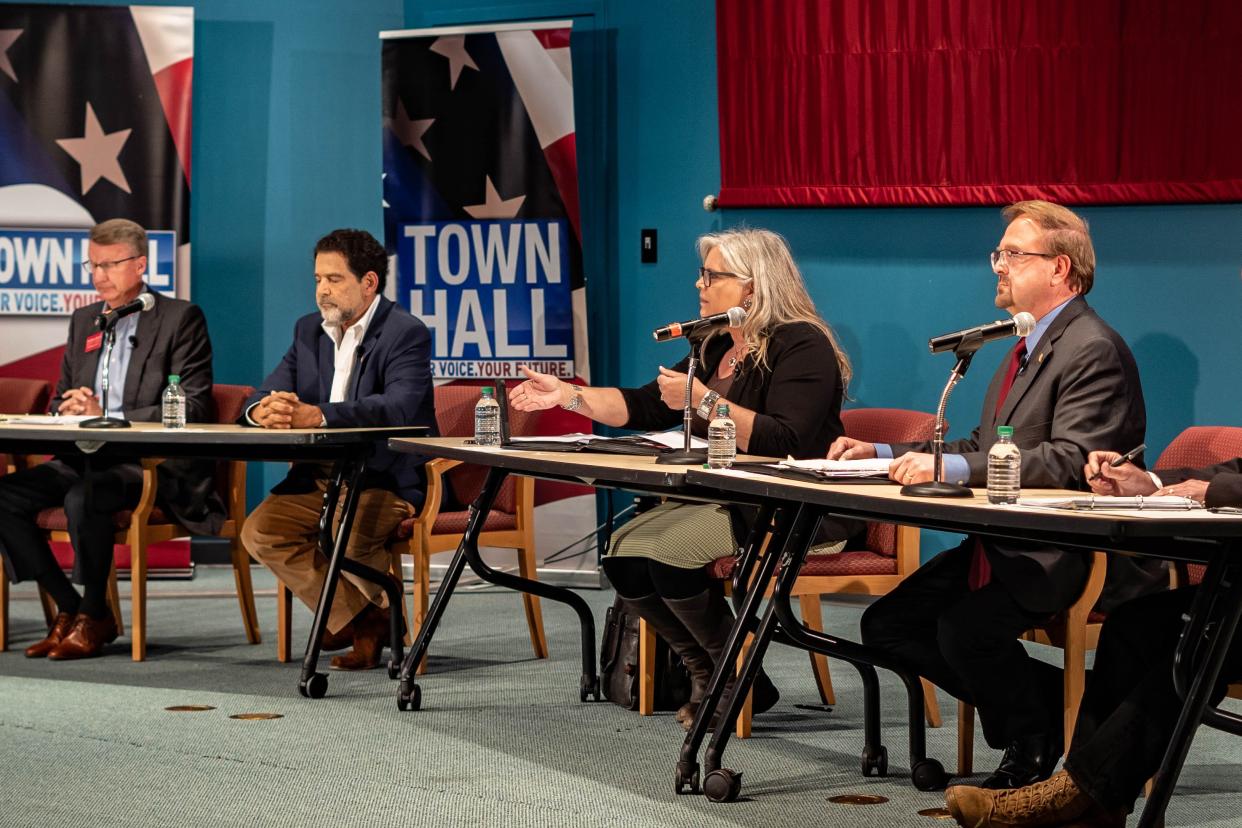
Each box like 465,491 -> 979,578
911,758 -> 947,791
387,662 -> 400,680
300,673 -> 328,699
579,673 -> 599,703
397,682 -> 422,712
860,745 -> 888,777
703,768 -> 742,803
674,761 -> 701,795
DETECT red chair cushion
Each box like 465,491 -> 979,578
391,509 -> 518,540
710,549 -> 898,580
36,506 -> 171,532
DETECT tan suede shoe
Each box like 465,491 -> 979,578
329,604 -> 388,671
945,770 -> 1096,828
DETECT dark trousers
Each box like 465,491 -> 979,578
860,539 -> 1066,748
0,458 -> 142,588
1065,587 -> 1242,813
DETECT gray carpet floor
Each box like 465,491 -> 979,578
1,566 -> 1240,827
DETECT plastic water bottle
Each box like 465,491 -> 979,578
474,386 -> 501,446
987,425 -> 1021,504
708,402 -> 736,469
161,374 -> 186,429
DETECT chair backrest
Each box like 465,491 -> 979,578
1155,426 -> 1242,587
0,377 -> 52,414
434,383 -> 540,514
210,384 -> 256,511
841,407 -> 938,556
1155,426 -> 1242,473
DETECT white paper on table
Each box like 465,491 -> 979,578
777,457 -> 892,478
1016,495 -> 1203,512
508,433 -> 601,444
3,414 -> 94,425
641,430 -> 708,450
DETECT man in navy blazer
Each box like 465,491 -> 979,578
240,229 -> 435,671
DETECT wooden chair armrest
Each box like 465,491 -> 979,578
130,459 -> 162,525
410,457 -> 464,528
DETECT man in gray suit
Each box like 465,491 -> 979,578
0,219 -> 221,660
829,201 -> 1155,789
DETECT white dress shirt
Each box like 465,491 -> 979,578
323,295 -> 380,404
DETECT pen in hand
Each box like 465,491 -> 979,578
1089,442 -> 1146,481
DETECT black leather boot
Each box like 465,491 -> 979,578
666,585 -> 780,730
621,593 -> 714,723
979,731 -> 1060,789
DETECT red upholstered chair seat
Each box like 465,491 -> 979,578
35,506 -> 170,532
711,549 -> 898,580
393,509 -> 519,540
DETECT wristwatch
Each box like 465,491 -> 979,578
561,384 -> 584,412
696,390 -> 721,420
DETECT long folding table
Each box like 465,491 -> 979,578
685,466 -> 1242,827
0,420 -> 426,698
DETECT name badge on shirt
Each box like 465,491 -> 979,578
85,332 -> 103,353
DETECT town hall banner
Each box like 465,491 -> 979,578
380,20 -> 588,383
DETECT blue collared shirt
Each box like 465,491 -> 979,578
876,297 -> 1075,484
92,300 -> 142,419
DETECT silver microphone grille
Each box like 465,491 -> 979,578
725,306 -> 747,327
138,292 -> 156,312
1012,311 -> 1036,337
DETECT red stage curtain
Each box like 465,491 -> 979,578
715,0 -> 1242,207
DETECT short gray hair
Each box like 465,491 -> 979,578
90,218 -> 147,258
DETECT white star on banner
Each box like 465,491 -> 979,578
464,176 -> 526,219
56,103 -> 133,195
389,100 -> 434,161
0,29 -> 22,83
430,35 -> 478,90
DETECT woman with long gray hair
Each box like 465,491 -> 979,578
510,228 -> 853,727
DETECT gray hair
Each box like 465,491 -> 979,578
90,218 -> 147,258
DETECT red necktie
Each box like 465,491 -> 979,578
970,337 -> 1027,590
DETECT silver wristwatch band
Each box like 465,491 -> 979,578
696,390 -> 721,419
561,384 -> 584,412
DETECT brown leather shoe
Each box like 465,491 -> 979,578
47,613 -> 119,660
25,612 -> 75,658
330,604 -> 388,671
945,770 -> 1095,827
320,623 -> 353,652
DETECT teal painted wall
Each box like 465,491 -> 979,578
406,0 -> 1242,557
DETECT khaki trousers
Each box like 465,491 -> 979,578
241,481 -> 414,634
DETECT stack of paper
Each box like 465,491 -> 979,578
777,457 -> 892,479
1016,495 -> 1203,511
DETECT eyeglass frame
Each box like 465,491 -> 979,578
697,266 -> 750,288
989,249 -> 1060,269
81,255 -> 140,276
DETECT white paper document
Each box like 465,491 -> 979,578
641,430 -> 708,450
508,433 -> 601,444
777,457 -> 892,478
2,414 -> 95,425
1016,495 -> 1203,511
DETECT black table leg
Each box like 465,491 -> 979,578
396,467 -> 600,710
674,503 -> 796,796
298,454 -> 363,698
1139,556 -> 1242,828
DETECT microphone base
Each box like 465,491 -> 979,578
901,481 -> 972,498
79,416 -> 132,429
656,448 -> 708,466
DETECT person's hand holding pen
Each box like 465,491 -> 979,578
1084,447 -> 1155,497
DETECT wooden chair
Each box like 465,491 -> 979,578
637,407 -> 940,737
393,384 -> 547,674
1155,426 -> 1242,704
0,377 -> 53,650
29,384 -> 260,661
277,385 -> 549,669
0,377 -> 51,474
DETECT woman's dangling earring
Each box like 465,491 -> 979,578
742,296 -> 753,311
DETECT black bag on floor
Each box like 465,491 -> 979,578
600,595 -> 692,711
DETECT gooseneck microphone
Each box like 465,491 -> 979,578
928,311 -> 1036,354
652,306 -> 747,342
96,292 -> 155,331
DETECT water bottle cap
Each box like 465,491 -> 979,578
996,425 -> 1013,438
168,374 -> 180,384
481,386 -> 494,397
715,403 -> 730,417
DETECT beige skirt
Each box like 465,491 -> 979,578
607,501 -> 845,570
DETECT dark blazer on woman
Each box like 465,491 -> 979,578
618,320 -> 845,459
